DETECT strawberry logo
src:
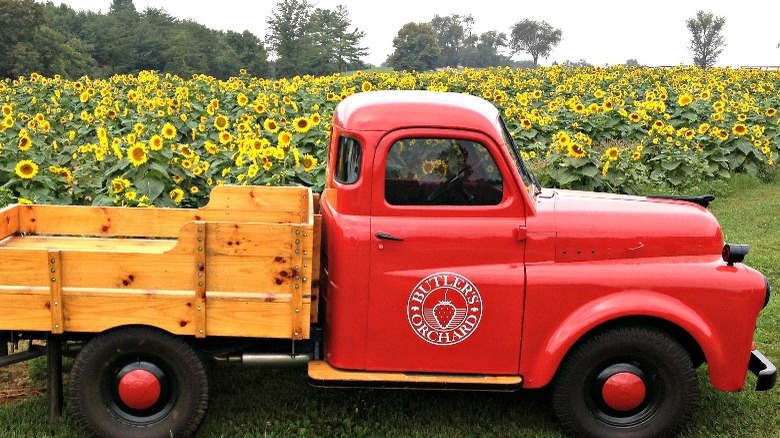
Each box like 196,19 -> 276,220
433,300 -> 456,329
407,272 -> 483,346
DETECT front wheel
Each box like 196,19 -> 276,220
552,325 -> 698,438
69,326 -> 209,438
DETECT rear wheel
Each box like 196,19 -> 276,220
552,325 -> 698,438
69,326 -> 209,438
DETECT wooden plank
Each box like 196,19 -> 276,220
63,290 -> 195,334
169,222 -> 304,256
206,255 -> 305,294
17,206 -> 306,238
0,204 -> 19,240
15,186 -> 313,239
0,250 -> 49,287
310,214 -> 322,323
207,297 -> 311,338
194,222 -> 207,338
48,251 -> 64,334
204,185 -> 310,217
0,235 -> 177,253
307,361 -> 523,385
0,288 -> 51,330
59,252 -> 193,290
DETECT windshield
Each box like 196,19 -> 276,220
498,116 -> 541,197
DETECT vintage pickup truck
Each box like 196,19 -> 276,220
0,90 -> 775,438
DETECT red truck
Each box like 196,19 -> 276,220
0,90 -> 775,438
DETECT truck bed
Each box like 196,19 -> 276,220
0,185 -> 320,340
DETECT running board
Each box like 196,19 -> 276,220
308,360 -> 522,391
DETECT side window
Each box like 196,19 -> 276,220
335,136 -> 362,184
385,138 -> 503,206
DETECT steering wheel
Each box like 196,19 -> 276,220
425,169 -> 475,204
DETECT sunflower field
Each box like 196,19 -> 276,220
0,66 -> 778,208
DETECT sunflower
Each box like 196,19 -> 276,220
301,154 -> 318,172
219,131 -> 232,145
605,147 -> 620,161
732,123 -> 748,136
1,104 -> 12,116
293,117 -> 310,133
310,113 -> 321,125
677,94 -> 693,106
766,108 -> 777,118
162,123 -> 177,140
190,186 -> 199,194
264,118 -> 280,133
204,141 -> 219,155
361,81 -> 373,92
149,135 -> 164,151
18,136 -> 32,151
277,131 -> 293,147
698,123 -> 710,134
111,177 -> 130,194
684,129 -> 695,140
237,93 -> 249,106
15,160 -> 39,179
628,113 -> 641,123
179,145 -> 195,158
567,143 -> 587,159
3,116 -> 13,128
134,123 -> 145,134
214,114 -> 229,131
520,119 -> 532,130
127,143 -> 148,166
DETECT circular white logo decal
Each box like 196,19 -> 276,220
406,272 -> 483,346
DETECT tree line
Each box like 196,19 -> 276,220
0,0 -> 739,80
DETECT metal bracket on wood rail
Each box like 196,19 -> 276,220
291,226 -> 304,340
48,250 -> 64,334
194,221 -> 207,338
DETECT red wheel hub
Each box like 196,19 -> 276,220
118,369 -> 162,410
601,371 -> 646,411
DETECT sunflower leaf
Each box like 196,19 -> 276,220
135,174 -> 166,201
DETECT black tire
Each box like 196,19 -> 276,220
552,325 -> 698,438
69,326 -> 209,438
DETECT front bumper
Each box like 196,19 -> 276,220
749,349 -> 777,391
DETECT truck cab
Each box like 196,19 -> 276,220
318,90 -> 775,437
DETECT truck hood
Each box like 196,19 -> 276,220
533,189 -> 724,262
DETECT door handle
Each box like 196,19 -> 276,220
376,232 -> 403,241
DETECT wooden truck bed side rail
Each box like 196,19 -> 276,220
15,185 -> 311,238
0,186 -> 315,340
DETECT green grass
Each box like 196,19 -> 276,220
1,175 -> 778,437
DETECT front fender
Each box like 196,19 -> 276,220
520,290 -> 750,391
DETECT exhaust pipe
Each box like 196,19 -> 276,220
214,353 -> 309,367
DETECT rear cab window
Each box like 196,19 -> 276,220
335,136 -> 362,184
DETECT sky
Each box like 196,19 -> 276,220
43,0 -> 780,68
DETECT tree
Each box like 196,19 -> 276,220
306,5 -> 367,74
223,30 -> 272,78
460,31 -> 511,68
265,0 -> 313,77
686,11 -> 726,68
509,19 -> 562,67
429,14 -> 473,68
624,59 -> 640,67
386,22 -> 441,72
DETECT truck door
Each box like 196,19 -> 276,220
366,129 -> 526,375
